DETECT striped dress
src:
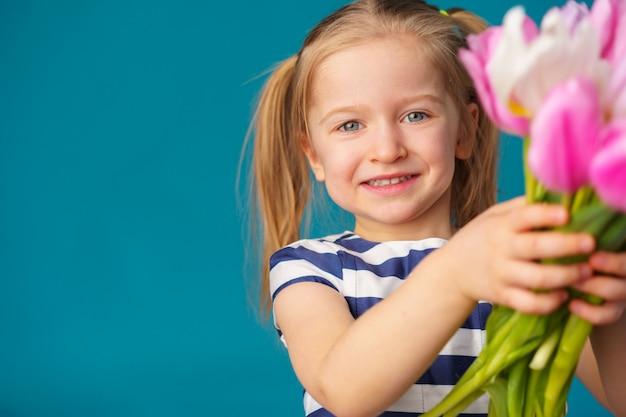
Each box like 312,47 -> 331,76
269,232 -> 491,417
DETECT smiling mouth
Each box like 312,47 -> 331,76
367,175 -> 414,187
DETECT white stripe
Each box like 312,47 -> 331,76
289,235 -> 446,265
271,260 -> 407,300
342,267 -> 404,298
303,392 -> 323,414
440,327 -> 486,356
270,259 -> 345,295
391,384 -> 489,413
358,238 -> 447,264
303,384 -> 489,415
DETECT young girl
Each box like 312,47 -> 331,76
243,1 -> 626,416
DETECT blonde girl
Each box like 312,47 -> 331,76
243,0 -> 626,416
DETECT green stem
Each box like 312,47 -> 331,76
528,306 -> 568,370
522,138 -> 539,204
421,312 -> 546,417
484,378 -> 509,417
522,368 -> 540,417
560,193 -> 572,213
541,314 -> 593,417
442,389 -> 487,417
507,355 -> 530,417
569,186 -> 594,214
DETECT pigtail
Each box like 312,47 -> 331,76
251,55 -> 311,319
447,9 -> 500,227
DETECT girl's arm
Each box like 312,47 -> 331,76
273,198 -> 595,417
575,252 -> 626,417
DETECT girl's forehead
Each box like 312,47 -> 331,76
310,37 -> 444,91
311,35 -> 440,79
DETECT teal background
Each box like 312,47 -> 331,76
0,1 -> 612,416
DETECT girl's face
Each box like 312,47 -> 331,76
303,35 -> 477,242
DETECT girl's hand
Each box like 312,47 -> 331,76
569,251 -> 626,325
445,197 -> 595,315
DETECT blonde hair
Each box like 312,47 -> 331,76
241,0 -> 499,320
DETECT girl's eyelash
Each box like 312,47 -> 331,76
338,121 -> 362,132
335,111 -> 428,132
404,111 -> 428,122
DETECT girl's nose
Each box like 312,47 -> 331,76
369,125 -> 408,163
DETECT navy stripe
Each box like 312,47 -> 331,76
271,246 -> 344,279
461,302 -> 492,329
417,355 -> 477,385
271,276 -> 339,300
309,408 -> 487,416
271,242 -> 438,280
383,413 -> 486,417
351,248 -> 437,277
345,296 -> 382,318
333,233 -> 379,252
344,297 -> 491,329
308,408 -> 334,417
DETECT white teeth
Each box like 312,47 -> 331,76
368,175 -> 412,187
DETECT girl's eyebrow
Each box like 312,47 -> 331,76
317,94 -> 445,125
317,105 -> 365,125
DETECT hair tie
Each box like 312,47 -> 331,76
439,9 -> 464,41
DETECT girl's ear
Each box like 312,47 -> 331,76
455,102 -> 479,160
301,135 -> 326,182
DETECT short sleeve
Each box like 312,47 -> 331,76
269,242 -> 345,302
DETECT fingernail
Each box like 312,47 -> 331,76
580,264 -> 593,279
581,237 -> 595,252
591,253 -> 608,268
569,300 -> 582,315
561,291 -> 570,303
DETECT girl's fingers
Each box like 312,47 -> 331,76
573,275 -> 626,304
569,299 -> 625,326
570,274 -> 626,325
510,231 -> 595,261
589,251 -> 626,277
506,202 -> 570,232
500,287 -> 569,315
508,261 -> 592,290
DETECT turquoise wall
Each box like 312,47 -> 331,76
0,0 -> 613,416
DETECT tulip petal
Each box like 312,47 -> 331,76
590,0 -> 626,65
514,10 -> 609,115
608,57 -> 626,118
590,120 -> 626,213
459,27 -> 530,136
558,0 -> 590,35
527,77 -> 602,193
487,7 -> 538,114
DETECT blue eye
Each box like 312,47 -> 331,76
404,112 -> 426,123
339,121 -> 362,132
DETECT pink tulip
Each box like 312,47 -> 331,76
459,4 -> 609,138
589,0 -> 626,65
590,120 -> 626,213
459,26 -> 531,136
607,57 -> 626,118
527,77 -> 602,193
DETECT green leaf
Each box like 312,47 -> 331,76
483,378 -> 509,417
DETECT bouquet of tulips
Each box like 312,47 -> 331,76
422,1 -> 626,416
